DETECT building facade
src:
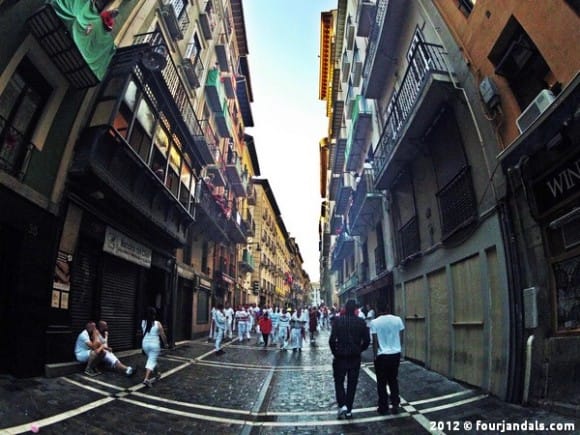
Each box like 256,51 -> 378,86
0,0 -> 310,377
319,0 -> 579,408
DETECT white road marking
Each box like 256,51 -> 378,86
1,397 -> 115,435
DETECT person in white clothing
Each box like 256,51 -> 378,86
74,321 -> 105,376
277,309 -> 291,349
214,304 -> 227,354
370,301 -> 404,415
289,308 -> 307,352
235,306 -> 250,342
141,307 -> 168,387
207,306 -> 217,342
224,302 -> 234,340
96,320 -> 134,376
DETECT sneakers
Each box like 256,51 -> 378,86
337,405 -> 348,420
215,349 -> 225,355
125,366 -> 134,377
143,379 -> 153,388
84,368 -> 99,377
345,411 -> 353,419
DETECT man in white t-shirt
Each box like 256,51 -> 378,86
370,301 -> 404,415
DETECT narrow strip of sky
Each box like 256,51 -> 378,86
243,0 -> 337,282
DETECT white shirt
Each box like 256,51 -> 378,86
370,314 -> 405,355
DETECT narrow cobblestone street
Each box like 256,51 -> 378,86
1,329 -> 578,434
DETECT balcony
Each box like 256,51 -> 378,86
247,184 -> 257,205
334,173 -> 355,215
239,249 -> 255,273
345,96 -> 373,172
236,75 -> 254,127
205,68 -> 226,112
69,126 -> 193,245
362,0 -> 406,98
397,216 -> 420,262
356,0 -> 376,37
349,166 -> 383,236
330,212 -> 343,235
27,1 -> 115,89
222,73 -> 236,99
436,166 -> 477,240
199,2 -> 215,40
330,138 -> 347,175
0,115 -> 37,181
227,210 -> 247,244
192,179 -> 229,242
182,46 -> 204,89
225,151 -> 248,197
331,232 -> 355,270
215,33 -> 230,72
339,273 -> 359,296
160,0 -> 189,41
373,41 -> 454,190
374,245 -> 387,274
132,32 -> 214,166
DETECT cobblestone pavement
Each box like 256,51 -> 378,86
0,330 -> 578,434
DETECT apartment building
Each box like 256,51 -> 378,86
320,0 -> 579,408
0,0 -> 260,376
433,0 -> 580,407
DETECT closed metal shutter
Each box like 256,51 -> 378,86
100,255 -> 138,350
70,243 -> 98,335
175,278 -> 193,341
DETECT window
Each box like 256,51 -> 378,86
553,255 -> 580,332
429,107 -> 477,240
489,17 -> 550,108
0,57 -> 52,177
391,169 -> 420,262
458,0 -> 476,16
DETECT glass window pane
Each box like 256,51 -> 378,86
135,98 -> 155,136
123,80 -> 138,109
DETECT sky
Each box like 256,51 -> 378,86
243,0 -> 337,283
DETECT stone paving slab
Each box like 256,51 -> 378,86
1,330 -> 579,434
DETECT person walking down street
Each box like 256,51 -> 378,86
141,307 -> 168,387
277,308 -> 291,350
96,320 -> 134,376
290,307 -> 308,352
308,307 -> 318,345
329,299 -> 370,420
235,305 -> 250,342
370,301 -> 405,415
258,311 -> 273,348
214,304 -> 227,355
74,321 -> 105,377
207,305 -> 216,342
270,306 -> 280,345
366,304 -> 376,343
224,302 -> 234,340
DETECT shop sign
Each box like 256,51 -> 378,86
533,156 -> 580,215
177,263 -> 195,280
103,226 -> 152,268
199,277 -> 212,289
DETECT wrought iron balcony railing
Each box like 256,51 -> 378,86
373,41 -> 450,186
436,166 -> 477,240
348,166 -> 383,236
397,215 -> 420,262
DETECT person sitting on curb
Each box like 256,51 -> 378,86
96,320 -> 134,377
74,321 -> 105,377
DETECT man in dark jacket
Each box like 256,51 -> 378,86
329,299 -> 370,419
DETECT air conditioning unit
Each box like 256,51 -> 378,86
516,89 -> 556,133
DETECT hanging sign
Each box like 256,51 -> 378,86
103,226 -> 152,268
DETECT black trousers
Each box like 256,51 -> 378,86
332,356 -> 361,411
374,353 -> 401,410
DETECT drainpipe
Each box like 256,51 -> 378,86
522,334 -> 534,404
